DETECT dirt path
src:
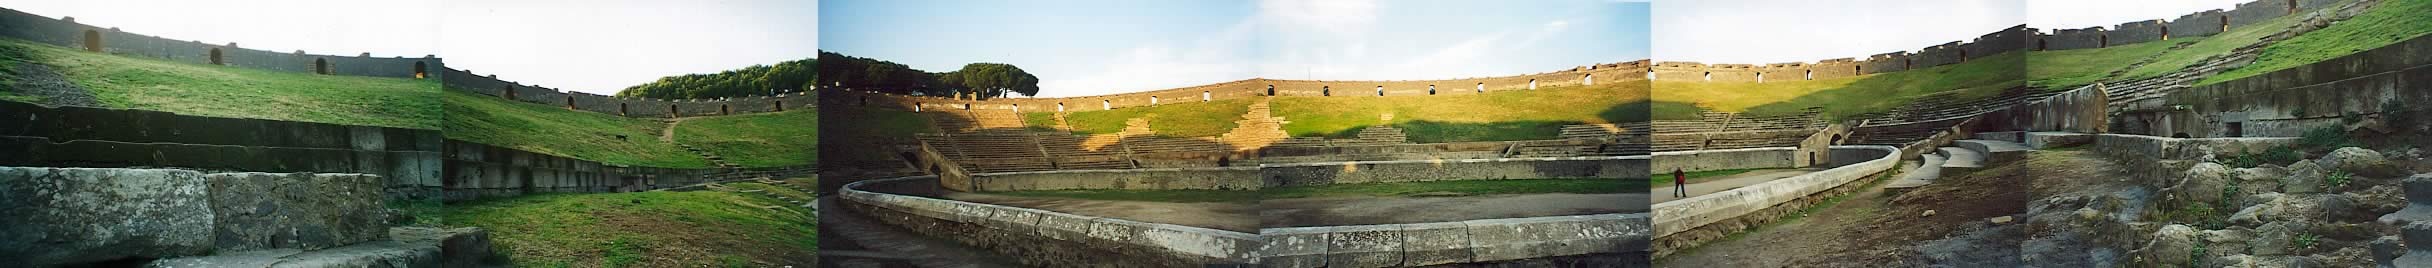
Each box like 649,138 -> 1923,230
1651,169 -> 1816,204
659,117 -> 688,143
943,192 -> 1258,232
1659,157 -> 2034,267
1260,193 -> 1645,228
5,62 -> 100,107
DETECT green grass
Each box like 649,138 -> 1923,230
1021,98 -> 1254,137
1655,51 -> 2023,120
443,191 -> 814,267
1262,179 -> 1644,199
673,110 -> 817,167
2199,0 -> 2432,86
1271,83 -> 1648,142
989,189 -> 1262,203
726,180 -> 815,202
2120,11 -> 2306,81
0,38 -> 440,129
1650,168 -> 1784,187
444,89 -> 712,168
2027,38 -> 2199,89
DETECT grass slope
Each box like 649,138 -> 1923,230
674,110 -> 818,167
1271,82 -> 1648,143
2026,38 -> 2198,89
444,183 -> 815,267
819,106 -> 936,163
2200,0 -> 2432,85
1021,98 -> 1254,137
1654,51 -> 2024,120
0,38 -> 439,129
444,89 -> 712,168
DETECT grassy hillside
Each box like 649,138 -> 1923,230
820,106 -> 936,163
1655,51 -> 2024,120
674,110 -> 818,167
444,180 -> 815,267
0,38 -> 439,129
1272,82 -> 1647,143
443,89 -> 713,168
2027,38 -> 2199,89
2200,0 -> 2432,85
1021,98 -> 1254,137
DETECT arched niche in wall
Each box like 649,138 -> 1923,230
1805,70 -> 1814,80
1266,85 -> 1276,96
775,100 -> 784,112
81,29 -> 102,52
1374,86 -> 1383,96
1428,85 -> 1436,95
721,104 -> 731,115
1151,96 -> 1159,105
208,48 -> 224,65
1201,91 -> 1210,102
916,102 -> 925,112
313,58 -> 331,75
564,96 -> 577,109
1756,73 -> 1765,83
1584,73 -> 1595,85
1057,102 -> 1066,112
502,85 -> 517,100
1010,103 -> 1018,112
619,103 -> 629,116
1528,79 -> 1538,90
670,105 -> 681,117
1322,86 -> 1331,96
1476,83 -> 1484,93
1101,100 -> 1110,110
413,61 -> 428,79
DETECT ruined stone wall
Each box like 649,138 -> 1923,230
1862,52 -> 1912,74
0,101 -> 442,200
970,167 -> 1261,192
2112,20 -> 2170,45
827,60 -> 1649,112
1262,213 -> 1652,267
2091,134 -> 2297,161
2117,34 -> 2432,138
841,176 -> 1261,267
2168,10 -> 2232,39
440,139 -> 766,201
0,167 -> 394,266
1649,146 -> 1899,255
1653,26 -> 2030,84
1648,147 -> 1796,174
0,8 -> 440,79
1910,42 -> 1967,68
1973,84 -> 2109,133
2228,0 -> 2296,29
442,67 -> 814,118
1262,156 -> 1645,187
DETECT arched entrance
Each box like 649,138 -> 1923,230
208,48 -> 224,65
1101,100 -> 1110,110
1374,86 -> 1383,96
1322,86 -> 1331,96
413,61 -> 428,79
1266,85 -> 1275,96
313,58 -> 330,75
619,103 -> 629,116
1476,83 -> 1484,93
721,105 -> 731,115
82,29 -> 102,52
502,86 -> 516,100
1528,79 -> 1538,90
1585,74 -> 1594,85
565,96 -> 576,109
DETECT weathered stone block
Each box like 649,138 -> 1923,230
2393,222 -> 2432,267
0,167 -> 215,266
1257,227 -> 1330,268
2284,161 -> 2325,194
207,172 -> 390,252
2379,174 -> 2432,225
1031,212 -> 1096,242
1326,224 -> 1403,268
1398,222 -> 1474,266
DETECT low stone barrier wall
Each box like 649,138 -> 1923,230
441,139 -> 776,201
1649,147 -> 1796,173
0,101 -> 441,200
1649,146 -> 1900,256
2092,134 -> 2297,161
1261,156 -> 1644,187
0,167 -> 390,266
841,176 -> 1260,267
969,167 -> 1261,192
1259,213 -> 1650,267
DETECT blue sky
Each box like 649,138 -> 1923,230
823,0 -> 1648,97
440,0 -> 819,95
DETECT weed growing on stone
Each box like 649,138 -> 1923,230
2295,233 -> 2320,251
2328,170 -> 2353,189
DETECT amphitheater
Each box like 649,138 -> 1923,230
1650,0 -> 2432,266
0,7 -> 817,266
819,59 -> 1653,266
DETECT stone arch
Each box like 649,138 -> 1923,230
1102,100 -> 1110,110
1702,72 -> 1711,81
1959,50 -> 1969,62
1428,85 -> 1436,95
1266,85 -> 1276,96
961,103 -> 970,110
313,58 -> 331,75
1201,91 -> 1210,101
1528,79 -> 1538,90
1805,70 -> 1813,80
2161,24 -> 2171,40
1011,104 -> 1019,112
1323,86 -> 1331,96
413,61 -> 428,79
670,105 -> 680,117
564,96 -> 575,109
1831,134 -> 1844,145
915,102 -> 925,112
619,103 -> 629,116
1476,83 -> 1484,93
81,29 -> 102,52
2221,16 -> 2231,32
1151,96 -> 1159,105
502,85 -> 516,100
1584,73 -> 1594,85
1855,65 -> 1863,75
721,104 -> 732,115
2038,38 -> 2048,50
209,48 -> 225,65
1375,86 -> 1383,96
2099,33 -> 2109,48
1057,102 -> 1066,112
1756,72 -> 1765,83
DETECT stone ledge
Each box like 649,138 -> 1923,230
1651,146 -> 1900,239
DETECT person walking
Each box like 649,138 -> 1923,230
1672,168 -> 1687,198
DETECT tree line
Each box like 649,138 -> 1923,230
815,51 -> 1040,99
614,58 -> 815,99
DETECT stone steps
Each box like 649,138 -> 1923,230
1885,153 -> 1946,191
1937,147 -> 1985,169
1955,139 -> 2034,164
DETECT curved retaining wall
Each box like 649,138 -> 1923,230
1258,213 -> 1650,267
1652,25 -> 2029,82
1261,155 -> 1647,187
1648,146 -> 1899,255
821,60 -> 1647,113
441,68 -> 813,119
440,139 -> 813,201
841,176 -> 1261,267
1649,147 -> 1796,174
2116,33 -> 2432,138
0,101 -> 442,200
967,167 -> 1261,192
0,8 -> 440,79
